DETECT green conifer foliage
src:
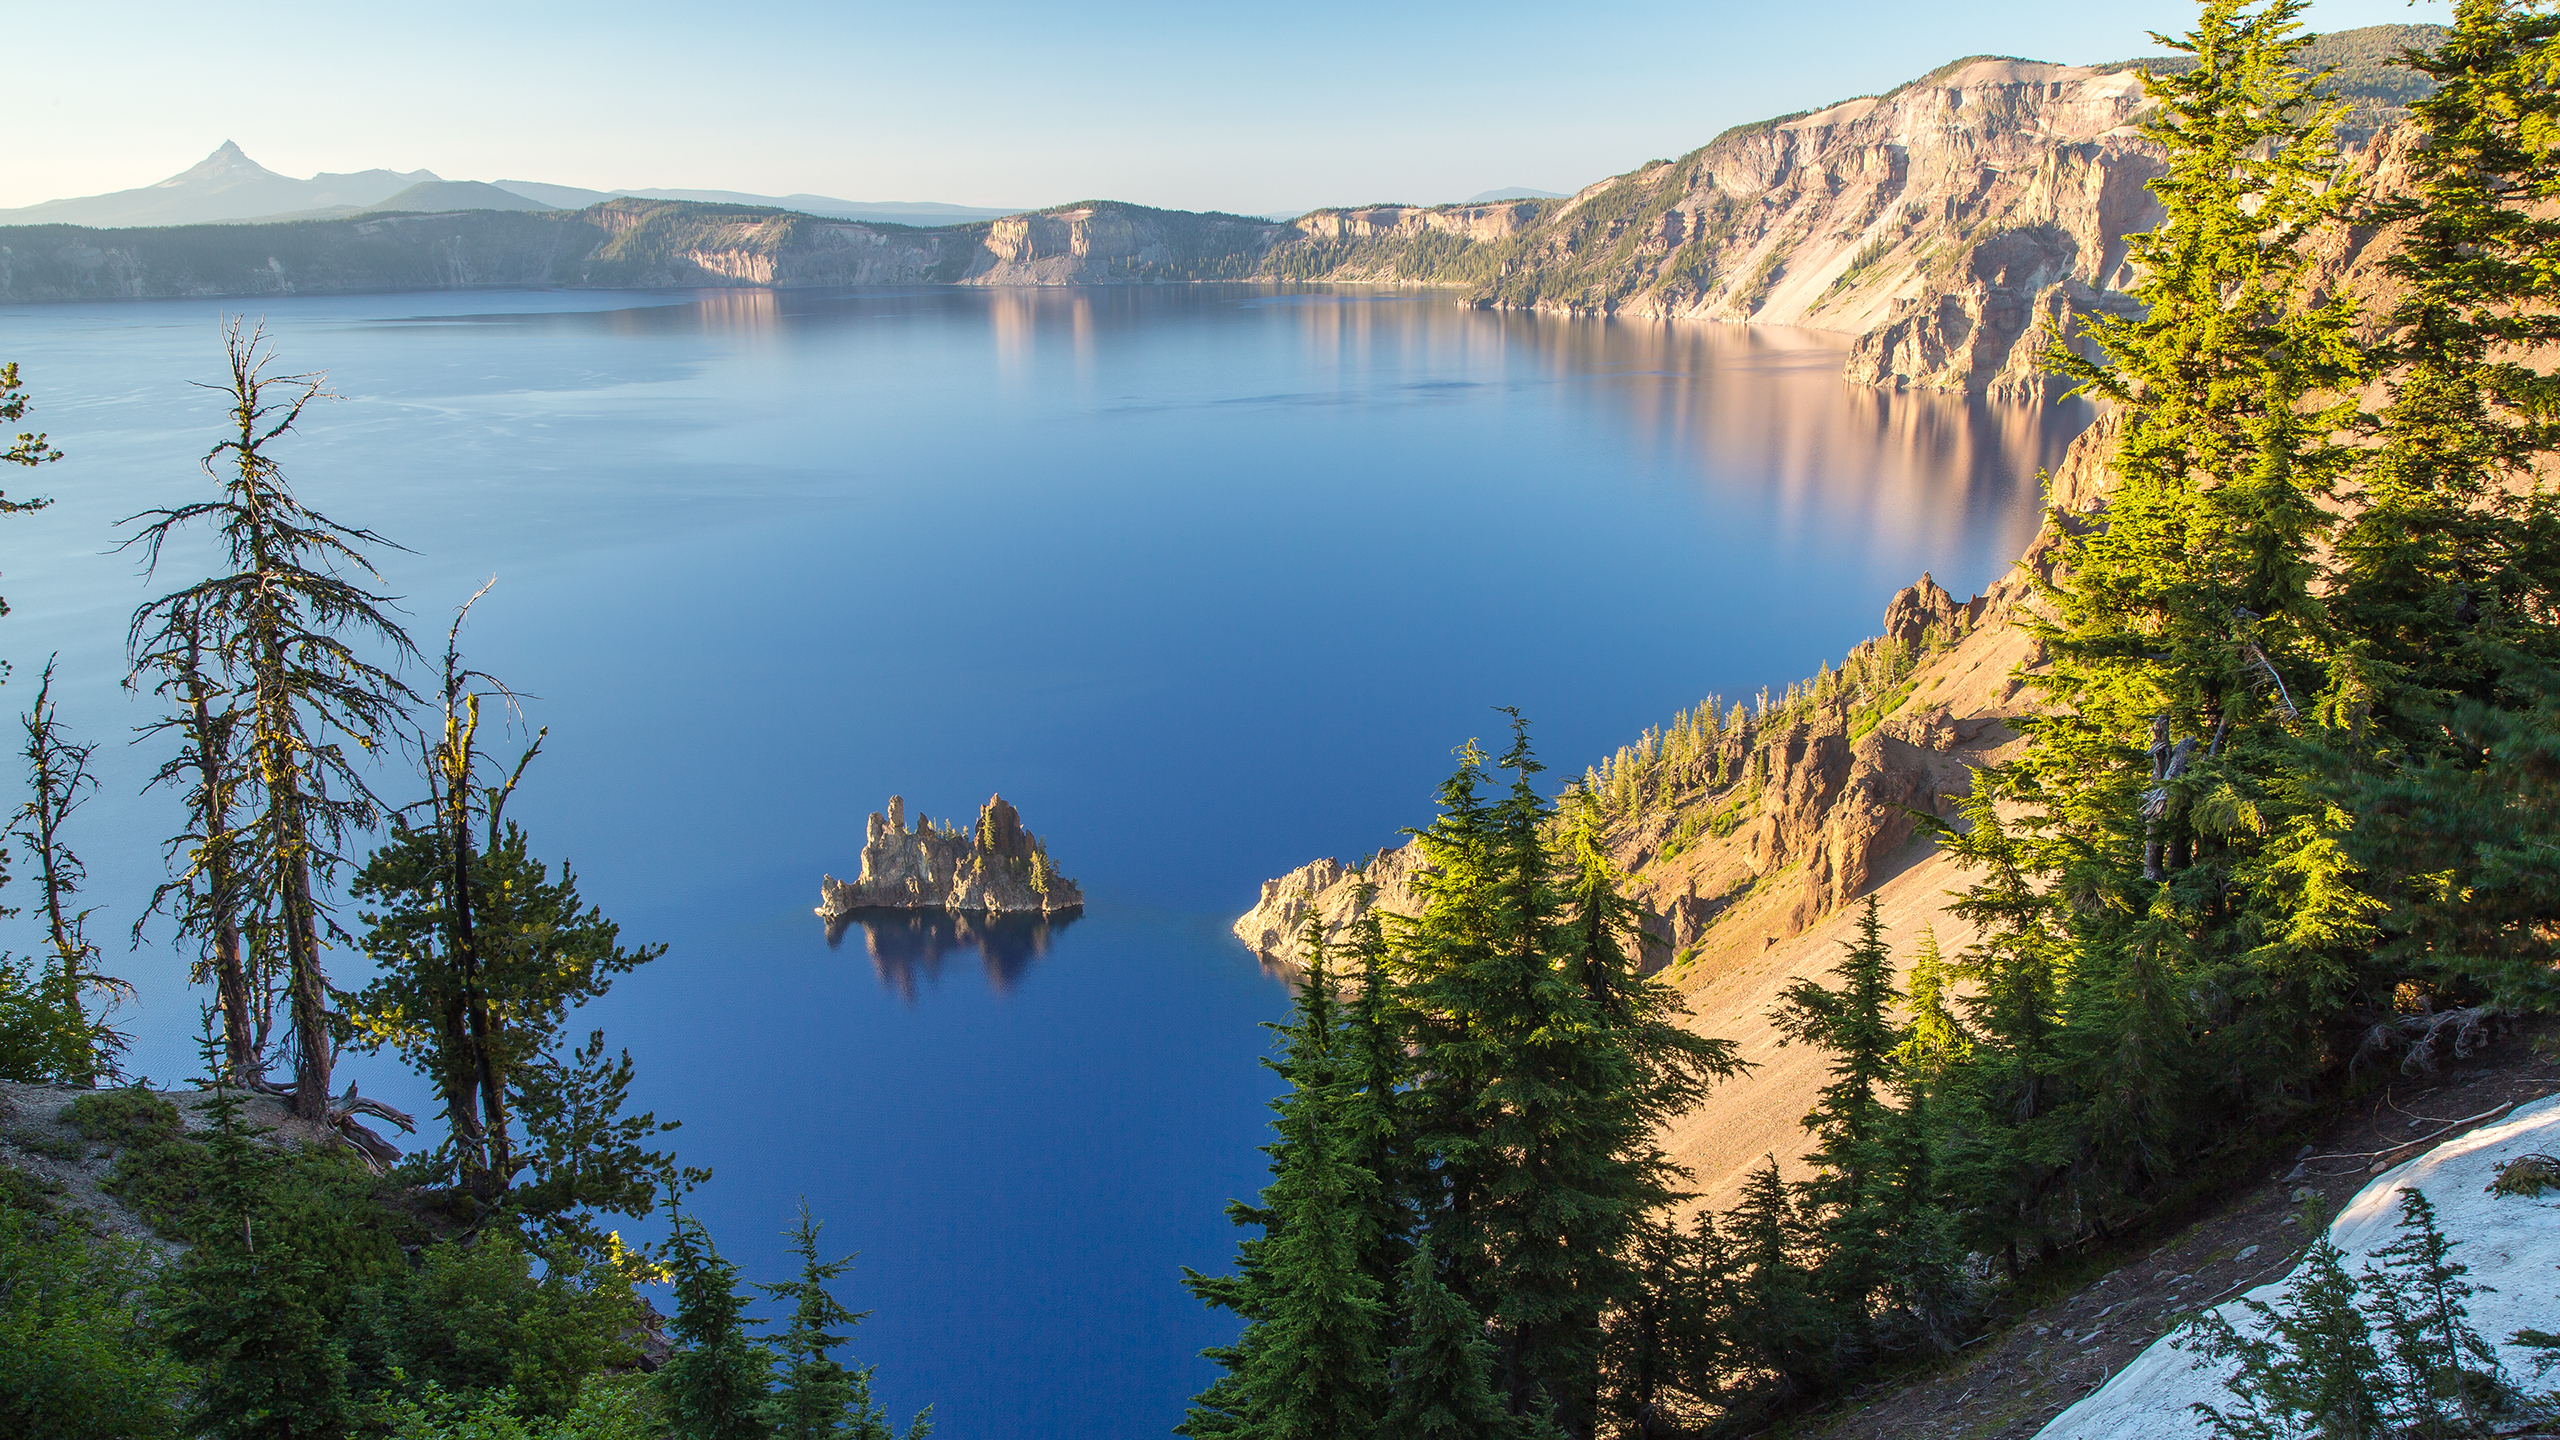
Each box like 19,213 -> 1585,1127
1406,720 -> 1740,1434
1179,925 -> 1387,1439
2185,1240 -> 2388,1440
1948,0 -> 2375,1242
161,1089 -> 356,1440
1342,897 -> 1416,1323
120,322 -> 420,1120
1385,1237 -> 1517,1440
1930,784 -> 2074,1277
2361,1190 -> 2510,1436
6,663 -> 126,1085
1723,1157 -> 1829,1405
1597,1218 -> 1705,1440
755,1202 -> 930,1440
1771,896 -> 1901,1333
2317,2 -> 2560,1010
655,1213 -> 775,1440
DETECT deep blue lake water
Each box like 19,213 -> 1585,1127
0,285 -> 2090,1437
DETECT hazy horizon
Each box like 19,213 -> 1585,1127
12,0 -> 2444,218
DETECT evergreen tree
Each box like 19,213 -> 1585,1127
1384,1236 -> 1515,1440
128,595 -> 267,1082
2362,1190 -> 2509,1436
1371,722 -> 1744,1436
1944,0 -> 2373,1253
1179,925 -> 1387,1439
760,1202 -> 862,1440
345,596 -> 674,1233
655,1212 -> 775,1440
121,321 -> 419,1120
0,359 -> 60,662
1770,895 -> 1900,1342
2184,1240 -> 2387,1440
1596,1218 -> 1703,1440
757,1201 -> 931,1440
1930,784 -> 2074,1278
1341,895 -> 1415,1330
1877,932 -> 1972,1353
1723,1157 -> 1829,1406
2333,648 -> 2560,1010
161,1088 -> 354,1440
7,662 -> 127,1085
2335,0 -> 2560,718
2320,0 -> 2560,1019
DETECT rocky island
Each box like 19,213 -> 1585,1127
818,793 -> 1082,919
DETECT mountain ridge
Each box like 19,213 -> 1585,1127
0,25 -> 2445,401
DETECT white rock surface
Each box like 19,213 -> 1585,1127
2036,1092 -> 2560,1440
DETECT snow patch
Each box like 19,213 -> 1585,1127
2035,1091 -> 2560,1440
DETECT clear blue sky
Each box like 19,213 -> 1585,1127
9,0 -> 2448,215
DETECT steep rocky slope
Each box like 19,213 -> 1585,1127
1234,409 -> 2118,1205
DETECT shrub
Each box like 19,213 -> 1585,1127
0,1208 -> 190,1439
63,1089 -> 182,1147
346,1234 -> 641,1422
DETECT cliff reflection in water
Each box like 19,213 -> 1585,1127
822,907 -> 1079,1000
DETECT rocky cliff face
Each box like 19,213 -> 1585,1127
1232,842 -> 1427,965
819,793 -> 1082,918
1,33 -> 2430,401
1246,61 -> 2168,398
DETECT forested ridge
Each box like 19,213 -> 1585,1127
1184,2 -> 2560,1437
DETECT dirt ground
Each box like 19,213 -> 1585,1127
1792,1021 -> 2560,1440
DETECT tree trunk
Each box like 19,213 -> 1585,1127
285,851 -> 332,1120
212,915 -> 255,1080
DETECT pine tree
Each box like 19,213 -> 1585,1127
1771,895 -> 1900,1343
656,1211 -> 775,1440
1597,1218 -> 1704,1440
1931,783 -> 2074,1278
0,662 -> 125,1083
1723,1157 -> 1829,1406
128,596 -> 267,1082
756,1201 -> 931,1440
2334,0 -> 2560,719
161,1088 -> 353,1440
2321,0 -> 2560,1011
2362,1190 -> 2510,1436
1178,924 -> 1387,1439
120,321 -> 419,1120
1385,1236 -> 1516,1440
1955,0 -> 2373,1252
2184,1239 -> 2387,1440
1388,721 -> 1742,1436
759,1201 -> 861,1440
1341,896 -> 1415,1328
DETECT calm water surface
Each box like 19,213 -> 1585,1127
0,285 -> 2090,1438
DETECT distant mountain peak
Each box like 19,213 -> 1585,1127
161,141 -> 278,189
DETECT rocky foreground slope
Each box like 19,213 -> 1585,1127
0,28 -> 2437,397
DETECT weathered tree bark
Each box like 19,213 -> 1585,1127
2140,713 -> 2197,883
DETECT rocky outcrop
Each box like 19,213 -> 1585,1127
818,794 -> 1082,919
1231,840 -> 1427,964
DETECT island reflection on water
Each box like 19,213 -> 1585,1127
822,907 -> 1082,1000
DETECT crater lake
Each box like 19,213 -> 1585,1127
0,283 -> 2092,1438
